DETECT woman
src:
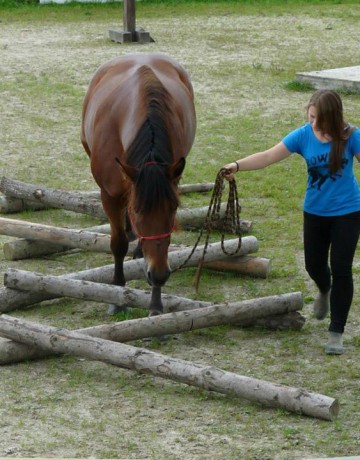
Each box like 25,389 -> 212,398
223,90 -> 360,355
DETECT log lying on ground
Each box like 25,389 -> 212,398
0,177 -> 216,216
0,291 -> 303,365
3,267 -> 302,331
0,314 -> 338,421
1,206 -> 252,260
0,177 -> 105,218
0,217 -> 112,252
0,236 -> 257,312
177,204 -> 252,232
0,196 -> 47,213
4,269 -> 296,316
2,234 -> 269,279
0,180 -> 215,214
4,268 -> 212,313
204,256 -> 271,278
2,223 -> 113,260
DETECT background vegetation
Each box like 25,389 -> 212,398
0,1 -> 359,459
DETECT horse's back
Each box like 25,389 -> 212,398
81,53 -> 196,195
82,54 -> 195,150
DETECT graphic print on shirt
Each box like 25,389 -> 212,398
307,153 -> 349,191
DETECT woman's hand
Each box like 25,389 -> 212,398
222,161 -> 239,181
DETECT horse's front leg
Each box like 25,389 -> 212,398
107,229 -> 129,315
149,286 -> 164,317
101,193 -> 130,315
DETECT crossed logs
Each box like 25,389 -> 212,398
0,176 -> 338,421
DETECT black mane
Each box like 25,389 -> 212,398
126,66 -> 179,214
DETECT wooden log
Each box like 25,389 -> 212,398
0,314 -> 339,421
0,217 -> 111,252
0,176 -> 105,218
4,269 -> 297,315
3,257 -> 270,308
1,208 -> 252,260
70,183 -> 216,197
2,223 -> 114,260
4,268 -> 212,313
3,237 -> 269,279
204,256 -> 271,278
3,238 -> 269,279
3,267 -> 303,331
0,183 -> 215,215
0,177 -> 216,215
179,182 -> 215,194
0,292 -> 303,365
0,196 -> 47,213
0,236 -> 258,312
3,238 -> 72,260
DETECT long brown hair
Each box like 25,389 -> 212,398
307,90 -> 354,174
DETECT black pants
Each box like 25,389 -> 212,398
303,211 -> 360,333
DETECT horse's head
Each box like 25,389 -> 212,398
116,156 -> 185,287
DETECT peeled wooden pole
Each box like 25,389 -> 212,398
4,268 -> 212,313
0,217 -> 111,252
204,256 -> 271,278
0,236 -> 258,312
3,267 -> 303,330
2,235 -> 269,278
1,208 -> 252,260
4,269 -> 295,315
0,314 -> 338,421
0,177 -> 105,218
0,292 -> 303,365
0,196 -> 47,213
0,177 -> 216,214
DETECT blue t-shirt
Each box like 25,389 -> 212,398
283,123 -> 360,216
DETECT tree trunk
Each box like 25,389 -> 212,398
0,176 -> 105,218
0,236 -> 257,312
0,314 -> 338,421
1,208 -> 252,260
0,217 -> 111,252
0,182 -> 216,215
204,256 -> 271,278
0,196 -> 47,213
178,182 -> 215,194
4,268 -> 301,315
1,177 -> 222,220
2,223 -> 112,260
4,268 -> 212,313
0,291 -> 303,365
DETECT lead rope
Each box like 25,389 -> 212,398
174,168 -> 242,291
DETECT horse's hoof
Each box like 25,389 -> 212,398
107,304 -> 130,315
148,310 -> 162,317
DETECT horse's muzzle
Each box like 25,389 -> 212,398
146,268 -> 171,287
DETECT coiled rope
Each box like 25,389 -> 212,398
175,168 -> 242,291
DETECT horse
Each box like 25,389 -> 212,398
81,53 -> 196,316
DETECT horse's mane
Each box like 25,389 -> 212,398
126,65 -> 180,214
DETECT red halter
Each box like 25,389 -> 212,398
128,211 -> 175,241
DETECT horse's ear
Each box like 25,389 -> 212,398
167,157 -> 186,180
115,157 -> 137,181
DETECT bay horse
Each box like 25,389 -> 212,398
81,53 -> 196,316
